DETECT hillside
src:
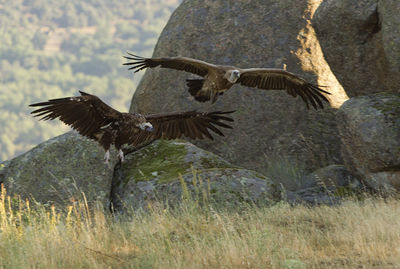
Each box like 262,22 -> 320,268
0,0 -> 181,161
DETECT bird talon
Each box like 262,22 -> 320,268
104,150 -> 110,164
118,149 -> 125,162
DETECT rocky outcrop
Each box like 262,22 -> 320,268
1,134 -> 281,210
0,132 -> 117,207
130,0 -> 344,176
304,164 -> 359,189
311,1 -> 400,193
313,0 -> 400,97
379,0 -> 400,79
110,140 -> 278,211
336,93 -> 400,192
283,165 -> 362,205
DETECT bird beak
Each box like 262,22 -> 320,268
139,122 -> 154,132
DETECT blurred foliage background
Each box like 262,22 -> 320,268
0,0 -> 181,162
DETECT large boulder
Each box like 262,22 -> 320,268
336,93 -> 400,192
275,164 -> 362,205
0,132 -> 116,207
313,0 -> 400,97
130,0 -> 345,176
110,140 -> 278,211
379,0 -> 400,79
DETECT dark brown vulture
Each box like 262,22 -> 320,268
123,53 -> 331,108
30,91 -> 234,163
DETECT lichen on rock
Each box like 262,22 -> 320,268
110,140 -> 277,211
336,93 -> 400,192
121,140 -> 235,184
0,131 -> 116,207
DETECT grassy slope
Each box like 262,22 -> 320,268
0,188 -> 399,268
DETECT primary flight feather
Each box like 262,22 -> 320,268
124,53 -> 330,108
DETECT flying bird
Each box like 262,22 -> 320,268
124,53 -> 330,108
30,91 -> 234,163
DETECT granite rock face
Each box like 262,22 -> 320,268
110,140 -> 278,211
0,134 -> 279,210
282,165 -> 362,205
336,93 -> 400,192
130,0 -> 344,176
313,0 -> 400,97
379,0 -> 400,81
0,132 -> 116,207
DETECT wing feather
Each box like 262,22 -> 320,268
121,111 -> 234,147
29,91 -> 122,139
237,68 -> 330,109
123,53 -> 217,77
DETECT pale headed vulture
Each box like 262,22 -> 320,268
124,53 -> 330,108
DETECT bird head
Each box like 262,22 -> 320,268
228,69 -> 240,83
138,122 -> 154,132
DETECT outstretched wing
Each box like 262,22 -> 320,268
29,91 -> 122,139
124,111 -> 235,147
237,68 -> 330,109
123,53 -> 217,77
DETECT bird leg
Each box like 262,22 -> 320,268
104,150 -> 110,164
118,149 -> 125,162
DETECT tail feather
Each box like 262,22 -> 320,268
186,79 -> 217,103
186,79 -> 204,96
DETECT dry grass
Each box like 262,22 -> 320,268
0,186 -> 400,268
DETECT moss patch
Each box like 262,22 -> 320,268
122,140 -> 244,184
199,156 -> 236,170
123,140 -> 190,183
372,93 -> 400,116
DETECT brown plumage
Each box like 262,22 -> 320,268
123,53 -> 331,108
30,91 -> 234,163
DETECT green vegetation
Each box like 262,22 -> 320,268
122,140 -> 235,184
124,140 -> 189,183
372,93 -> 400,116
0,186 -> 399,268
0,0 -> 181,162
265,156 -> 307,191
